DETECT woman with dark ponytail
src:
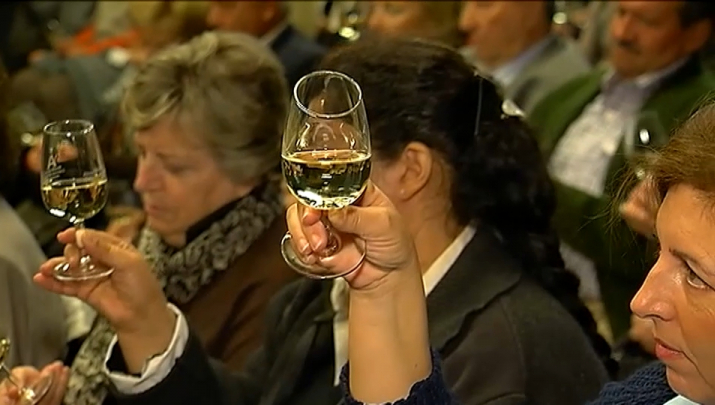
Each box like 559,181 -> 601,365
317,36 -> 615,404
13,36 -> 614,405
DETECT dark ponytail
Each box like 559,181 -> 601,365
319,36 -> 616,377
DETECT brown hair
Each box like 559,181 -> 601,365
634,101 -> 715,206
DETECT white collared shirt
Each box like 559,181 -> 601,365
330,225 -> 476,385
103,226 -> 476,394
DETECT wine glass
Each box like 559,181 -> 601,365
40,120 -> 113,281
281,70 -> 371,279
626,111 -> 668,179
0,339 -> 52,405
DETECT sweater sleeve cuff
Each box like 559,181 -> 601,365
340,348 -> 454,405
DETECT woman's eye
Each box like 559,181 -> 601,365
166,165 -> 188,174
685,266 -> 708,289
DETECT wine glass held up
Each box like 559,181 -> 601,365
281,70 -> 372,279
0,339 -> 53,405
40,120 -> 113,281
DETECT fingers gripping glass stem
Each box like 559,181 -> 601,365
320,215 -> 341,257
52,222 -> 114,281
0,339 -> 52,405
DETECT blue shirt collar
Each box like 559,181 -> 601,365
490,35 -> 555,87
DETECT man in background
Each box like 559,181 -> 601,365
530,1 -> 715,341
207,1 -> 326,88
459,1 -> 591,115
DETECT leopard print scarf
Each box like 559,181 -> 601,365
64,181 -> 283,404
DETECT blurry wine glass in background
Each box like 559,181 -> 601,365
625,111 -> 668,180
0,338 -> 52,405
40,120 -> 113,281
281,70 -> 371,279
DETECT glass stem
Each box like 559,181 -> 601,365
0,363 -> 23,391
74,220 -> 91,264
318,213 -> 342,258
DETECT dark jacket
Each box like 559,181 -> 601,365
110,228 -> 608,405
528,57 -> 715,337
269,25 -> 326,89
342,357 -> 673,405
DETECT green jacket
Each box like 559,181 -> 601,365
529,57 -> 715,337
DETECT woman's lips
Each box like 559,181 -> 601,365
654,338 -> 683,361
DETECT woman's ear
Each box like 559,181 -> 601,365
398,141 -> 433,200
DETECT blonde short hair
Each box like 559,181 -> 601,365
121,31 -> 289,183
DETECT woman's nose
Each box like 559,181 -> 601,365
133,159 -> 158,193
631,259 -> 676,322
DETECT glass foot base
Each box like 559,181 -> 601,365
280,233 -> 366,279
18,374 -> 52,405
53,260 -> 113,281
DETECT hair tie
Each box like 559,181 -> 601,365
501,99 -> 525,119
474,73 -> 484,137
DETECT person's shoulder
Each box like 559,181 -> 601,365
528,65 -> 603,117
281,25 -> 327,58
542,36 -> 591,73
499,280 -> 592,344
496,280 -> 607,372
0,201 -> 46,272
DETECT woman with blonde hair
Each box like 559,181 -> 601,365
2,31 -> 297,405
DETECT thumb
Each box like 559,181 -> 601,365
77,229 -> 139,270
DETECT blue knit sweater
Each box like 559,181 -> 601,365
341,351 -> 675,405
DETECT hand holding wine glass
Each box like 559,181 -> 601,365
40,120 -> 112,281
0,341 -> 68,405
34,228 -> 176,373
286,182 -> 431,402
281,70 -> 372,279
286,181 -> 418,290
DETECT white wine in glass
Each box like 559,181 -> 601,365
281,70 -> 371,279
40,120 -> 113,281
0,339 -> 52,405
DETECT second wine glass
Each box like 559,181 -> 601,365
281,70 -> 371,279
40,119 -> 113,281
0,339 -> 52,405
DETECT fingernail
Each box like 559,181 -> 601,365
76,230 -> 86,248
311,233 -> 323,250
298,238 -> 310,254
